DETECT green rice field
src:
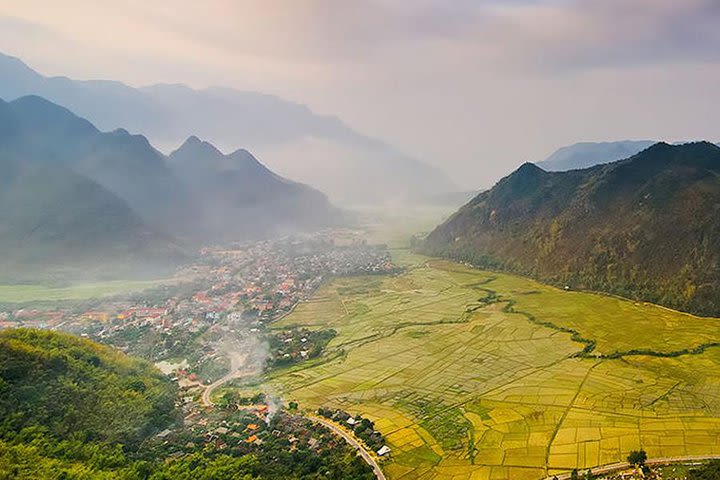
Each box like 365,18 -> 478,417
270,252 -> 720,480
0,279 -> 166,303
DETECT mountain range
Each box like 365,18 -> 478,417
0,52 -> 456,204
0,95 -> 343,278
537,139 -> 720,172
537,140 -> 657,171
423,142 -> 720,315
168,136 -> 344,240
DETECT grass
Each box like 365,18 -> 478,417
0,279 -> 166,303
270,246 -> 720,480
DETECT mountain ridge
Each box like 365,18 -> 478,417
0,97 -> 187,277
423,141 -> 720,315
536,140 -> 658,171
0,95 -> 346,277
169,135 -> 344,240
0,51 -> 456,203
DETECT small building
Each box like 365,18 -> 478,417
377,446 -> 391,456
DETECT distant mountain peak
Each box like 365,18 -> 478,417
228,147 -> 261,164
172,135 -> 224,158
498,161 -> 548,192
8,94 -> 98,136
517,161 -> 546,174
537,140 -> 658,172
0,52 -> 33,71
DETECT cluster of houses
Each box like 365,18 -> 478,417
317,407 -> 391,457
0,231 -> 398,386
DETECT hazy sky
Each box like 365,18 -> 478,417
1,0 -> 719,187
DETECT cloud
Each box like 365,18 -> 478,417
0,0 -> 719,188
483,0 -> 720,71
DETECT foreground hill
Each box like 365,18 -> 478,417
0,51 -> 456,204
0,329 -> 176,477
0,329 -> 376,479
423,142 -> 720,315
0,328 -> 177,444
537,140 -> 657,171
169,136 -> 344,240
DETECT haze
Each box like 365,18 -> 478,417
1,0 -> 719,188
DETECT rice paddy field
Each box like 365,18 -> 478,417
270,252 -> 720,480
0,279 -> 166,303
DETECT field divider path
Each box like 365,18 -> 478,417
544,360 -> 602,475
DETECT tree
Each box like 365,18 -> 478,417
570,469 -> 579,480
627,449 -> 647,466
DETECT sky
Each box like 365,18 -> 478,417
1,0 -> 719,187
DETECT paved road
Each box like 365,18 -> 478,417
543,454 -> 720,479
308,415 -> 387,480
201,351 -> 251,407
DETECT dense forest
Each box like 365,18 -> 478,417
0,328 -> 374,479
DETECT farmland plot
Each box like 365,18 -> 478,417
271,256 -> 720,480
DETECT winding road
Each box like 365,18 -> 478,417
201,351 -> 252,407
308,415 -> 387,480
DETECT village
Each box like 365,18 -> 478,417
0,229 -> 396,380
0,228 -> 397,474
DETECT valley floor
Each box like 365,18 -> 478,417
0,278 -> 168,303
269,250 -> 720,480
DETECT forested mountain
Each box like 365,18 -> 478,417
536,140 -> 657,171
0,52 -> 456,204
169,136 -> 344,240
423,142 -> 720,315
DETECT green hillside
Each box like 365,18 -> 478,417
0,328 -> 177,478
0,329 -> 376,479
423,142 -> 720,315
0,328 -> 177,444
